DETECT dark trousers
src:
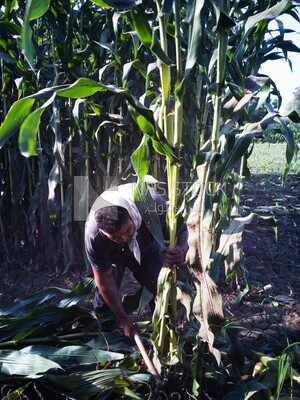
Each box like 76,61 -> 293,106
93,241 -> 164,313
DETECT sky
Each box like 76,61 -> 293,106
259,10 -> 300,112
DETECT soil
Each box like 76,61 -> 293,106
233,173 -> 300,353
1,173 -> 300,395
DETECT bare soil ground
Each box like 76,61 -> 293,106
235,174 -> 300,354
1,173 -> 300,356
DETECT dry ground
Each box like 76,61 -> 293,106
227,174 -> 300,355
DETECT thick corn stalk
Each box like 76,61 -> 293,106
150,0 -> 185,366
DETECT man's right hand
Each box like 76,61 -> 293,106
119,316 -> 140,339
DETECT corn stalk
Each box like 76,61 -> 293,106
146,0 -> 187,366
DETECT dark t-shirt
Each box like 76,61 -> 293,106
85,186 -> 169,272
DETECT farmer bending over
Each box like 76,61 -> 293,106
85,182 -> 188,338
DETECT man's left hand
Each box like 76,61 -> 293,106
165,246 -> 185,267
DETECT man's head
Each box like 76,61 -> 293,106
95,206 -> 135,244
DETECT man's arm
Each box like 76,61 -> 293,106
92,267 -> 138,338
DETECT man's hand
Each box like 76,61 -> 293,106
165,245 -> 185,267
119,316 -> 140,339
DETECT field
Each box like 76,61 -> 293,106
1,142 -> 300,399
1,144 -> 298,307
1,1 -> 299,397
248,142 -> 300,174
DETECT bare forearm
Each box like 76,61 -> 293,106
98,280 -> 129,324
92,268 -> 138,338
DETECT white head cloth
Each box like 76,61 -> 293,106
91,183 -> 142,264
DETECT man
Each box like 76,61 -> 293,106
85,182 -> 188,338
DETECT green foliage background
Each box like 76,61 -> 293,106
0,0 -> 300,398
0,0 -> 299,271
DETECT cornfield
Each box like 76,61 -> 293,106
0,0 -> 299,398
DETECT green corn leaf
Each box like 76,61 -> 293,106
57,77 -> 106,98
185,0 -> 205,74
0,21 -> 21,36
12,345 -> 124,366
87,332 -> 136,353
38,369 -> 137,399
0,98 -> 35,148
25,0 -> 51,20
131,136 -> 166,250
278,40 -> 300,54
0,78 -> 177,163
131,6 -> 152,47
212,3 -> 235,32
0,351 -> 63,375
89,0 -> 112,7
131,135 -> 151,179
97,40 -> 121,63
245,0 -> 292,33
122,60 -> 147,82
0,305 -> 94,340
216,135 -> 252,183
131,6 -> 172,65
21,0 -> 51,66
0,78 -> 178,164
150,34 -> 173,65
174,77 -> 186,100
233,2 -> 293,65
0,288 -> 71,317
255,81 -> 272,111
58,276 -> 95,308
126,102 -> 180,163
29,85 -> 69,100
91,0 -> 135,9
227,60 -> 245,94
127,104 -> 155,135
19,94 -> 56,157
